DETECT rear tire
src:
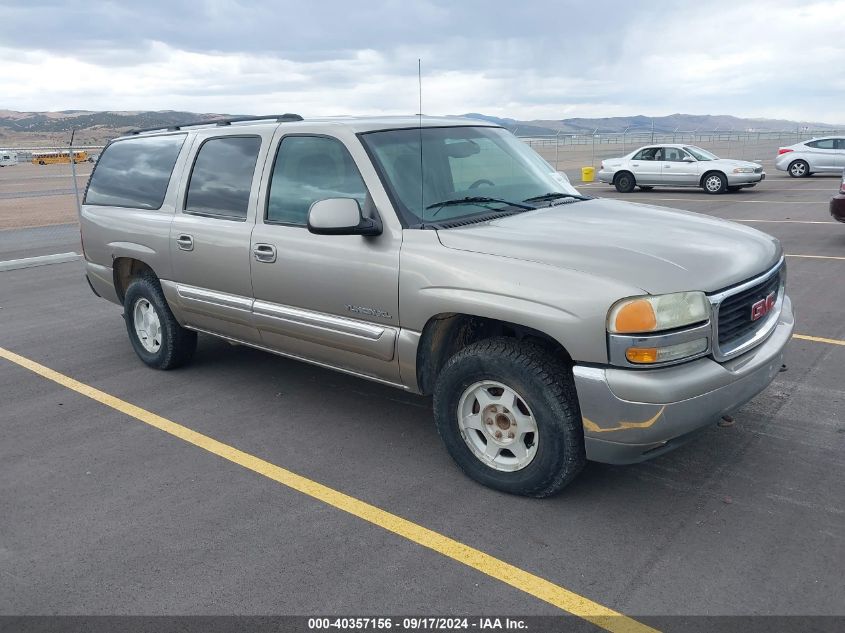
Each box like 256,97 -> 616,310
702,172 -> 727,194
123,272 -> 197,370
788,160 -> 809,178
433,338 -> 585,497
614,171 -> 636,193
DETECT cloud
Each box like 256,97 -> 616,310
1,0 -> 843,123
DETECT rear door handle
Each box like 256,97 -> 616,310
253,243 -> 277,263
176,234 -> 194,251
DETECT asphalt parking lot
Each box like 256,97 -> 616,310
1,167 -> 844,631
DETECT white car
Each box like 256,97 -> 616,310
598,144 -> 765,194
775,137 -> 845,178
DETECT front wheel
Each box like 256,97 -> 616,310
703,172 -> 727,194
433,338 -> 585,497
124,272 -> 197,369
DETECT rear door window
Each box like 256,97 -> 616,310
84,134 -> 186,209
185,136 -> 262,220
633,147 -> 661,161
807,139 -> 836,149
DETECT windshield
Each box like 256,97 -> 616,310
684,146 -> 719,161
360,126 -> 580,225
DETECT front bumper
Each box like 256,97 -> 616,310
728,171 -> 765,185
574,295 -> 794,464
830,195 -> 845,223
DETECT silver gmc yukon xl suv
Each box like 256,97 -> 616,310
80,115 -> 794,497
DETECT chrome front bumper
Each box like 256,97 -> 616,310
728,171 -> 765,185
574,295 -> 794,464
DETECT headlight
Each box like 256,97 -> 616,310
608,292 -> 709,334
733,167 -> 755,173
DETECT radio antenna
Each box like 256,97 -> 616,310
418,58 -> 424,226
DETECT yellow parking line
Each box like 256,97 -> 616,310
786,254 -> 845,261
0,346 -> 656,633
793,334 -> 845,347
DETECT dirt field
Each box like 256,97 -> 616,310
0,162 -> 92,230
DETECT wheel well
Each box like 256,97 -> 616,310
614,170 -> 633,183
113,258 -> 157,304
415,313 -> 573,395
700,170 -> 727,187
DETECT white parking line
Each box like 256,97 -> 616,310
729,219 -> 838,224
602,197 -> 822,204
0,252 -> 81,271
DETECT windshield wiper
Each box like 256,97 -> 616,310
522,192 -> 590,204
426,196 -> 535,217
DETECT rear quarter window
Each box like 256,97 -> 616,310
84,134 -> 186,209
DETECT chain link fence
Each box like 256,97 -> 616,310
2,128 -> 844,258
515,129 -> 845,171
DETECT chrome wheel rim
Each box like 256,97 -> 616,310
457,380 -> 539,472
133,298 -> 162,353
705,175 -> 723,192
790,162 -> 806,176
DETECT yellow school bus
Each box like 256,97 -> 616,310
31,150 -> 89,165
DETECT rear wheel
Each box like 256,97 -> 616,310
788,160 -> 809,178
433,338 -> 585,497
702,172 -> 727,194
614,171 -> 636,193
124,272 -> 197,369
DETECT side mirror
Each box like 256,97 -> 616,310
682,156 -> 695,162
307,198 -> 382,236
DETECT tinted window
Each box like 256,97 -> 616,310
267,136 -> 368,225
836,139 -> 845,150
807,139 -> 836,149
84,135 -> 186,209
185,136 -> 261,219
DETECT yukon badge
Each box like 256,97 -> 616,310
346,304 -> 393,319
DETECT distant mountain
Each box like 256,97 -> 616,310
460,113 -> 845,135
1,109 -> 842,146
0,110 -> 227,134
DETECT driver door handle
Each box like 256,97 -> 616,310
253,243 -> 277,263
175,234 -> 194,251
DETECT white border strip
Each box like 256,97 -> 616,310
0,251 -> 81,272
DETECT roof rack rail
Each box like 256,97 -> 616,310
128,113 -> 303,136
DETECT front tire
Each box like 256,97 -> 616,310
788,160 -> 809,178
124,272 -> 197,369
614,171 -> 636,193
702,172 -> 727,194
433,338 -> 585,497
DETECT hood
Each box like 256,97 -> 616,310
436,198 -> 781,294
710,158 -> 762,169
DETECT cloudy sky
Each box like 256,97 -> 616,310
1,0 -> 843,123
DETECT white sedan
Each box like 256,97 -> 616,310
597,144 -> 765,194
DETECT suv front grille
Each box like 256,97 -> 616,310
713,262 -> 784,358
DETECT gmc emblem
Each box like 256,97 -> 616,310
751,292 -> 776,321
